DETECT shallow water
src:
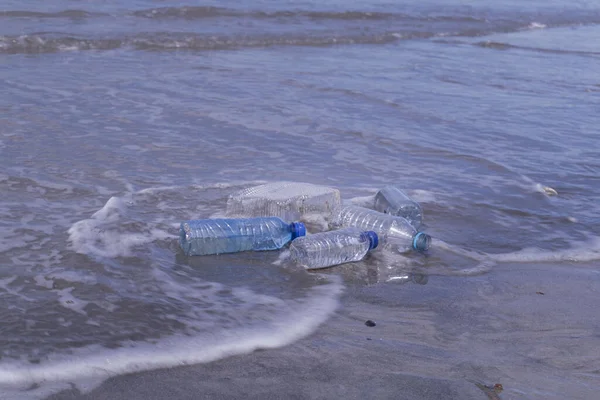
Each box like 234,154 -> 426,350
1,0 -> 599,398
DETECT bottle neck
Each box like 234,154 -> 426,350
412,232 -> 431,252
290,222 -> 306,239
363,231 -> 379,250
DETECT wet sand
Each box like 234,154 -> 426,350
48,263 -> 600,400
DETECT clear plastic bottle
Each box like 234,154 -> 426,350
289,227 -> 378,270
225,181 -> 341,222
179,217 -> 306,256
330,205 -> 431,253
373,186 -> 423,228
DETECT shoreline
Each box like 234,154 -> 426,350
47,263 -> 599,400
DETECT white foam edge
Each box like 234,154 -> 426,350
490,237 -> 600,263
67,195 -> 173,258
137,180 -> 269,196
436,236 -> 600,265
68,222 -> 172,258
67,181 -> 276,258
0,278 -> 343,399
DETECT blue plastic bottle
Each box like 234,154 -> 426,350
179,217 -> 306,256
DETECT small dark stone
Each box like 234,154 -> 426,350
366,337 -> 372,340
365,320 -> 376,327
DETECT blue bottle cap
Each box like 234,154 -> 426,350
364,231 -> 379,250
412,232 -> 431,252
290,222 -> 306,239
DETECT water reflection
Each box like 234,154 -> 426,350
386,273 -> 429,285
174,246 -> 430,288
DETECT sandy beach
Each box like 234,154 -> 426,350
47,263 -> 600,400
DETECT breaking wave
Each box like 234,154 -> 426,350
0,32 -> 408,54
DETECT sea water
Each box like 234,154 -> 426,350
1,0 -> 599,398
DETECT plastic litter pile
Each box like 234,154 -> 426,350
179,182 -> 431,270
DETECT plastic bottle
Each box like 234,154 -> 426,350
330,205 -> 431,253
373,186 -> 423,228
289,227 -> 378,270
226,182 -> 341,222
179,217 -> 306,256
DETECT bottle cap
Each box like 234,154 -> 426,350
290,222 -> 306,239
412,232 -> 431,252
363,231 -> 379,250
